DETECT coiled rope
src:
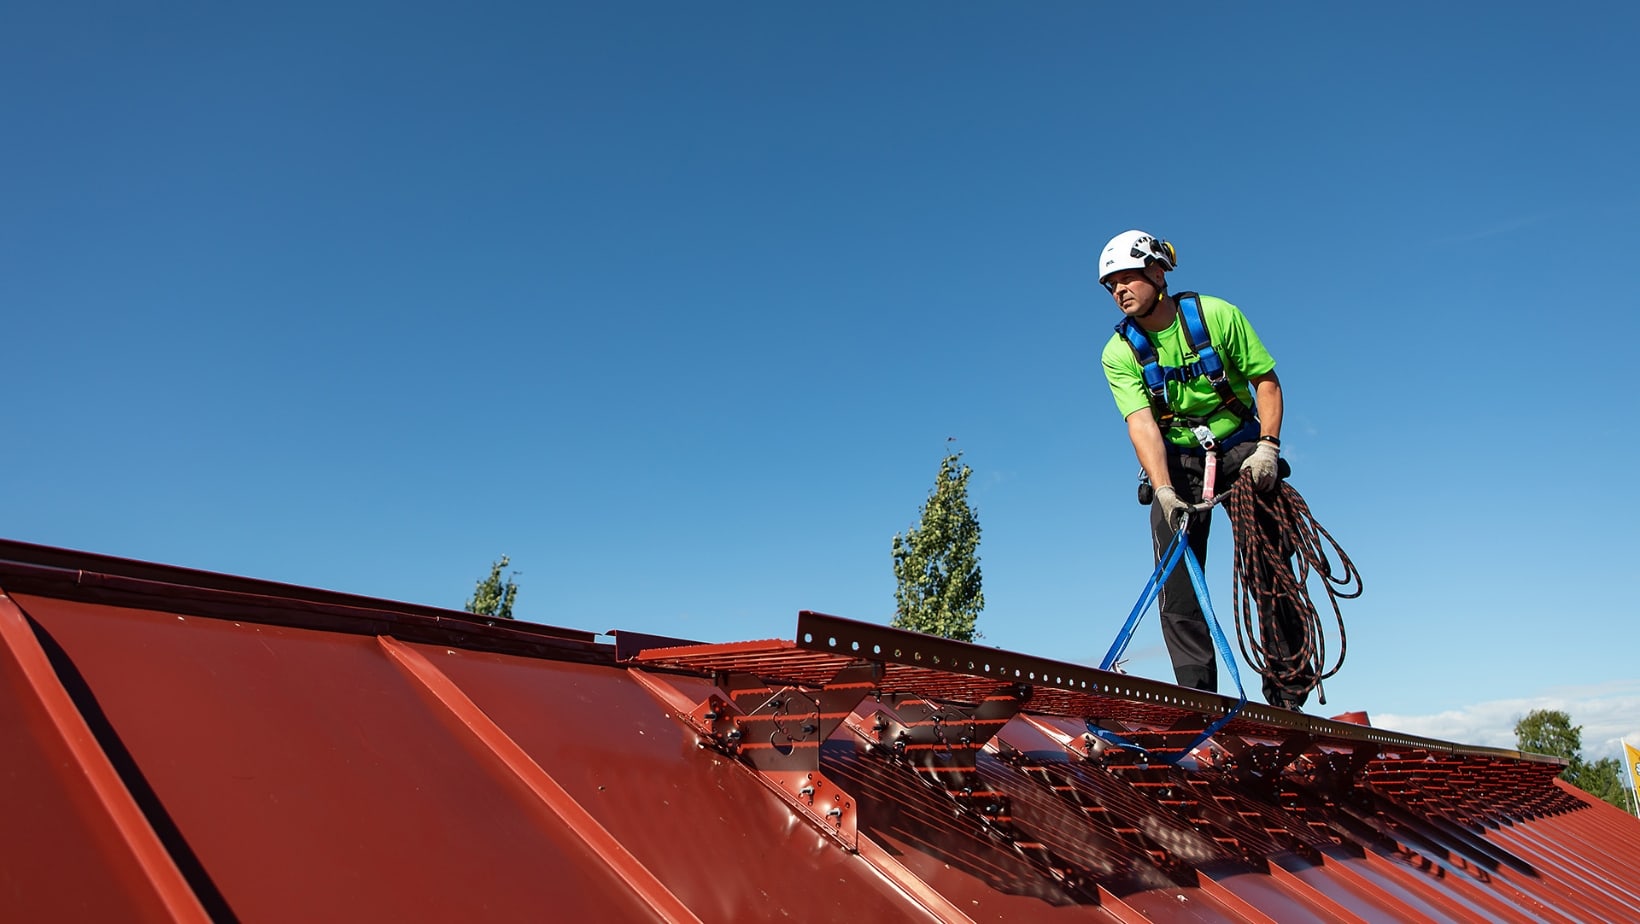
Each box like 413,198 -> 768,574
1222,478 -> 1360,704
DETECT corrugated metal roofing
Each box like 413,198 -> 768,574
3,537 -> 1637,922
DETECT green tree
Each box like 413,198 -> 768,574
891,449 -> 983,642
465,555 -> 519,620
1513,708 -> 1628,810
1566,756 -> 1628,809
1514,709 -> 1582,759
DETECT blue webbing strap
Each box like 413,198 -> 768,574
1177,539 -> 1249,750
1116,295 -> 1247,435
1116,319 -> 1169,399
1099,529 -> 1187,672
1088,521 -> 1248,764
1176,295 -> 1222,379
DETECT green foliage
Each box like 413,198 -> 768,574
1566,756 -> 1629,809
891,449 -> 984,642
1514,709 -> 1581,760
1513,708 -> 1628,810
465,555 -> 519,621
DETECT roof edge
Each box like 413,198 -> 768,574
0,539 -> 610,665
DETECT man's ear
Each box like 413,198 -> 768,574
1145,264 -> 1168,289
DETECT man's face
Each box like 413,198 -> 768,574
1104,268 -> 1159,317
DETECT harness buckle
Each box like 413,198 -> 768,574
1190,425 -> 1218,451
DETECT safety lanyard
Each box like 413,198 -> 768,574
1092,515 -> 1247,764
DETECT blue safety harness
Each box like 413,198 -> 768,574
1115,293 -> 1254,447
1091,294 -> 1255,762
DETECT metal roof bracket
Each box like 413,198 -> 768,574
856,683 -> 1030,819
849,687 -> 1112,902
641,660 -> 876,851
715,661 -> 883,773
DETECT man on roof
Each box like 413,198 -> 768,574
1096,229 -> 1311,711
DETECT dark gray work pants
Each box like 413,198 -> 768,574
1150,441 -> 1313,708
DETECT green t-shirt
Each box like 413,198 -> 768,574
1100,294 -> 1276,448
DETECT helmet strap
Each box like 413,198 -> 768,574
1135,265 -> 1168,317
1134,290 -> 1171,322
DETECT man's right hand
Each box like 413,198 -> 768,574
1154,485 -> 1188,531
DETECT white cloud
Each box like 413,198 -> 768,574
1375,680 -> 1640,761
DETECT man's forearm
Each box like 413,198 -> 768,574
1252,373 -> 1283,440
1126,410 -> 1173,489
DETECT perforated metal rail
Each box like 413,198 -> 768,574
631,611 -> 1556,764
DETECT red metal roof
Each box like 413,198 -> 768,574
3,537 -> 1637,922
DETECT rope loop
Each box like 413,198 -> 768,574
1223,478 -> 1359,700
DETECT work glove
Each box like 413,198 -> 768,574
1241,441 -> 1280,493
1154,485 -> 1189,531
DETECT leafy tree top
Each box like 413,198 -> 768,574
1514,708 -> 1581,760
891,449 -> 983,643
465,555 -> 519,621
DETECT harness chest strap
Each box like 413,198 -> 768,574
1116,293 -> 1253,434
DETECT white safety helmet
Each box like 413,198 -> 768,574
1098,230 -> 1177,288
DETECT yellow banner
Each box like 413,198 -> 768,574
1627,741 -> 1640,799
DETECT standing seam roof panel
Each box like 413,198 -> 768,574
0,595 -> 209,924
11,592 -> 680,924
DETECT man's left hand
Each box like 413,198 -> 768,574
1241,442 -> 1280,492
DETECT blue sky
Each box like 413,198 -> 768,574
5,4 -> 1637,761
